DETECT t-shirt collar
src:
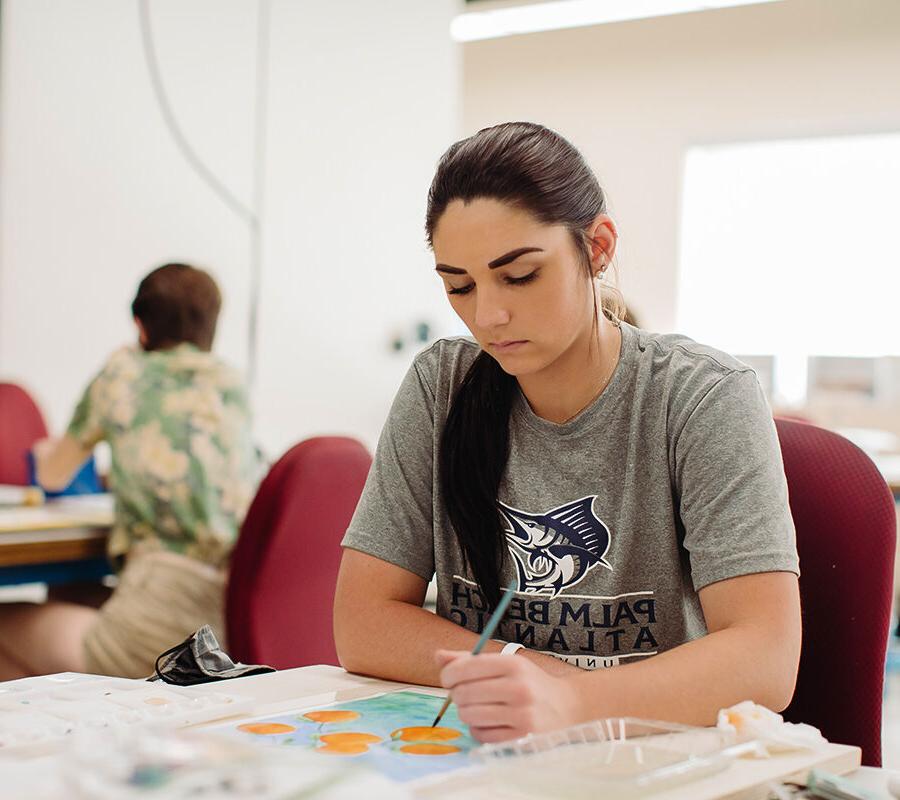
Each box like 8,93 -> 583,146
511,322 -> 637,438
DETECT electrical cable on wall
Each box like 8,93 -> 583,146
248,0 -> 270,389
137,0 -> 270,385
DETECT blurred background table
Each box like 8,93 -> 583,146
0,494 -> 113,585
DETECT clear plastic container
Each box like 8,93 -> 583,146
472,718 -> 740,799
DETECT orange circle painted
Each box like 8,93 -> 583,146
315,742 -> 370,755
319,732 -> 382,745
237,722 -> 296,735
303,710 -> 361,723
391,726 -> 462,742
399,743 -> 461,756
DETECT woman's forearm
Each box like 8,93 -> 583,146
33,437 -> 91,491
335,600 -> 482,685
334,601 -> 577,685
569,623 -> 799,726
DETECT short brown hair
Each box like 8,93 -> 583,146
131,263 -> 222,352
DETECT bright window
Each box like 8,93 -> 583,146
677,133 -> 900,404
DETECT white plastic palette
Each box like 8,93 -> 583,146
0,672 -> 251,755
473,717 -> 738,799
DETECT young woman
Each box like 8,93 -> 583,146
0,263 -> 262,680
334,122 -> 800,743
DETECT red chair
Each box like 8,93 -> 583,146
776,418 -> 896,767
226,436 -> 372,670
0,383 -> 49,485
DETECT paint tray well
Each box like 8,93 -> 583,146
472,717 -> 738,799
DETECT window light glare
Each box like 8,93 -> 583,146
451,0 -> 784,42
677,132 -> 900,371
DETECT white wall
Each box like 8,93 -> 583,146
461,0 -> 900,333
0,0 -> 460,456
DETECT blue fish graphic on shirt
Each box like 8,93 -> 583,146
499,496 -> 612,598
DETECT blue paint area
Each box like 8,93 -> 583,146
225,690 -> 477,783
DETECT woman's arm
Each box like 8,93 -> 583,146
33,436 -> 93,492
333,549 -> 577,686
438,571 -> 800,742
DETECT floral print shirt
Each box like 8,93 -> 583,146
67,345 -> 262,568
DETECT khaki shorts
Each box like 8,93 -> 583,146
83,548 -> 226,679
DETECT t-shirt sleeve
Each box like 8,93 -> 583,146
341,357 -> 436,581
66,367 -> 110,449
674,369 -> 799,591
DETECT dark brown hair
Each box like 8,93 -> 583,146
131,263 -> 221,352
426,121 -> 609,610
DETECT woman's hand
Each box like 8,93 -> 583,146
436,649 -> 581,743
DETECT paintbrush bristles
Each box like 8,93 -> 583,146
431,696 -> 452,728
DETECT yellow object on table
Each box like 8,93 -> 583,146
0,485 -> 45,507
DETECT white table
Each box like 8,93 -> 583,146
1,666 -> 896,798
187,665 -> 897,799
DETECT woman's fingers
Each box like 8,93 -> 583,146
469,724 -> 527,744
438,651 -> 522,688
434,648 -> 577,744
434,649 -> 468,669
450,675 -> 532,708
455,700 -> 531,730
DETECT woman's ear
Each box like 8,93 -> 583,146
587,214 -> 618,277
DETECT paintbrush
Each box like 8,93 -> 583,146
431,578 -> 518,728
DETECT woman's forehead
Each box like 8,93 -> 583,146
433,199 -> 566,262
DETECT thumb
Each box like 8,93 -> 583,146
435,649 -> 469,668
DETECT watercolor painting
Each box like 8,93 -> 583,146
218,690 -> 478,783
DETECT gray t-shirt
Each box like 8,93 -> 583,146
343,323 -> 799,669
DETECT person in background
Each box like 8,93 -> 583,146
0,263 -> 262,679
334,122 -> 800,742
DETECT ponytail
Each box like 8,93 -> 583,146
439,352 -> 517,611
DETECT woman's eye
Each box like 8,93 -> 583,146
505,270 -> 538,286
446,269 -> 537,295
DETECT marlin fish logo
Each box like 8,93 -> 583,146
500,496 -> 611,598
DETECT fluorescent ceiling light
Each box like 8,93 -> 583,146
451,0 -> 784,42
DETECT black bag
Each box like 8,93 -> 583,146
150,624 -> 275,685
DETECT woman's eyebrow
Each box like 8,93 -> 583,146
435,246 -> 545,275
488,247 -> 544,269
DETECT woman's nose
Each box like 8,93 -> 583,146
474,285 -> 511,329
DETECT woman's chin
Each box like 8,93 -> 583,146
488,350 -> 546,378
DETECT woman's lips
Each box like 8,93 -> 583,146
490,340 -> 528,352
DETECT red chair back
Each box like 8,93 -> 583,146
0,383 -> 49,485
776,418 -> 896,766
226,436 -> 372,669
